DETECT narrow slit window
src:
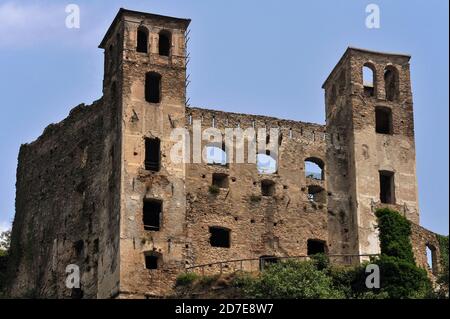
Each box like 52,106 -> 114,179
379,171 -> 395,204
145,138 -> 160,171
145,72 -> 161,103
143,199 -> 162,231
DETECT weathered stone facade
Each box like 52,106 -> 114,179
5,9 -> 443,298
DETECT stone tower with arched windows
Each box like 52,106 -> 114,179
323,47 -> 419,258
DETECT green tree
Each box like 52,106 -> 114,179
0,230 -> 11,255
241,260 -> 344,299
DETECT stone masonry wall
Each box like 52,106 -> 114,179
7,97 -> 121,298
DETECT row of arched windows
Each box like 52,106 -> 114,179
137,26 -> 172,57
205,145 -> 325,179
362,63 -> 399,101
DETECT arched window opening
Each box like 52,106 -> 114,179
145,72 -> 161,103
144,251 -> 163,270
206,145 -> 227,166
305,157 -> 324,180
363,64 -> 376,97
136,26 -> 149,53
426,244 -> 438,275
257,153 -> 277,174
384,66 -> 399,101
307,239 -> 327,256
307,185 -> 326,204
159,30 -> 171,56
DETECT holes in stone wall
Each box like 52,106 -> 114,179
209,226 -> 230,248
159,30 -> 171,56
143,199 -> 162,231
379,170 -> 395,204
145,72 -> 161,103
212,173 -> 229,188
384,66 -> 399,101
304,157 -> 324,180
145,138 -> 161,171
426,244 -> 438,275
307,185 -> 326,204
145,252 -> 162,269
136,26 -> 149,53
261,180 -> 275,196
206,145 -> 227,166
375,106 -> 393,134
307,239 -> 327,255
257,154 -> 277,174
363,63 -> 376,97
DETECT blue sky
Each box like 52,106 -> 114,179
0,0 -> 448,235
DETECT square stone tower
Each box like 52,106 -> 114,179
323,48 -> 419,258
99,9 -> 190,297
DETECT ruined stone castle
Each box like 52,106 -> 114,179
6,9 -> 443,298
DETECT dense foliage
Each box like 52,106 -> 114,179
375,208 -> 415,263
374,208 -> 433,298
436,235 -> 449,298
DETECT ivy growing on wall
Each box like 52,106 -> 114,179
374,208 -> 433,299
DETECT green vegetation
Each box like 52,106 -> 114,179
0,230 -> 11,296
250,194 -> 262,202
175,209 -> 442,299
176,272 -> 200,286
374,208 -> 433,298
437,234 -> 449,298
208,185 -> 220,195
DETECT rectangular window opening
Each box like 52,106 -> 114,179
143,199 -> 162,231
375,107 -> 393,134
379,171 -> 395,204
209,226 -> 230,248
145,138 -> 161,171
212,173 -> 229,188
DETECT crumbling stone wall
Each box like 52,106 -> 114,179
410,223 -> 442,280
185,108 -> 329,273
7,97 -> 121,298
